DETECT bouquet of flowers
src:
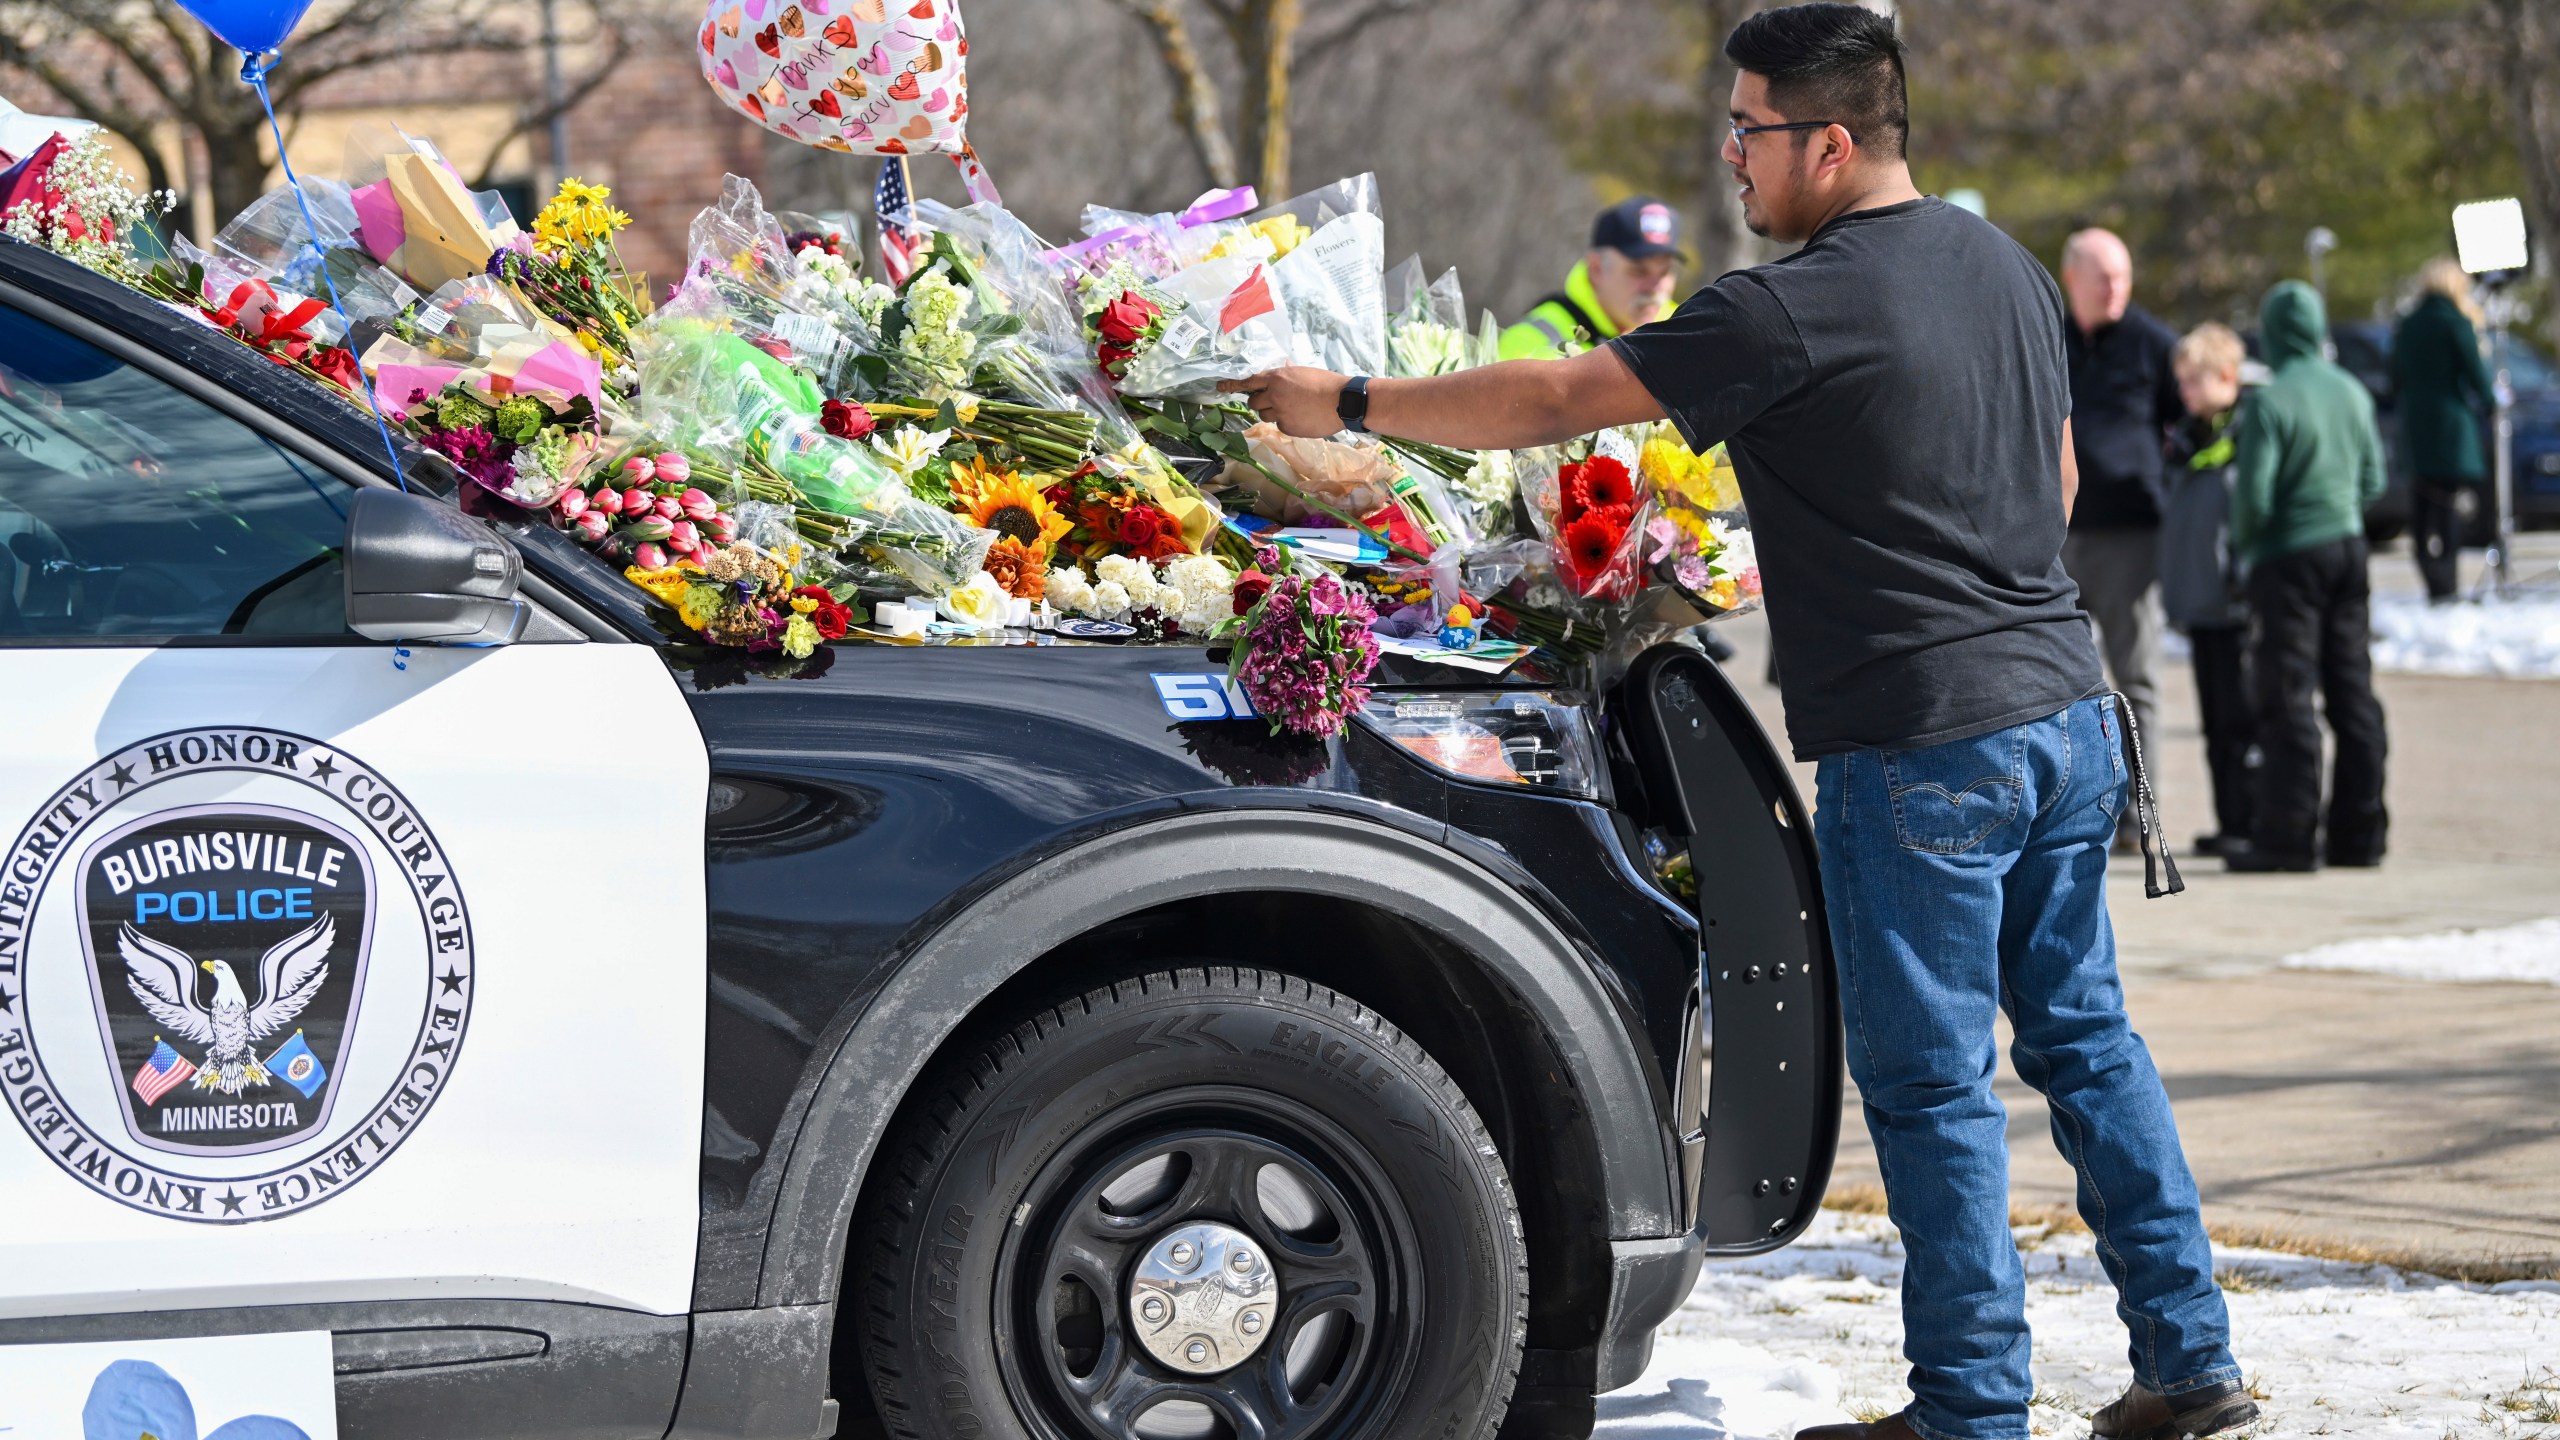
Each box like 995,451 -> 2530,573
1639,431 -> 1760,614
1222,547 -> 1380,739
1547,446 -> 1649,603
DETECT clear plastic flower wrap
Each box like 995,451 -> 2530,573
1386,256 -> 1471,379
1249,175 -> 1387,378
635,308 -> 994,593
1113,254 -> 1295,401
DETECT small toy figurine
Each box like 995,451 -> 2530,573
1437,603 -> 1480,651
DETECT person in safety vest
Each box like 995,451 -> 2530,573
1499,197 -> 1690,361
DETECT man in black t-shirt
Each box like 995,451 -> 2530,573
1226,7 -> 2253,1438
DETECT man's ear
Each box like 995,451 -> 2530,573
1816,124 -> 1859,179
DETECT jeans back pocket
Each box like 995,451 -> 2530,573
1882,727 -> 2028,855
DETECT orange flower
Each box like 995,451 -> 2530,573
983,537 -> 1048,600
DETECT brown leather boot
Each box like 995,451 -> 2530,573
2091,1378 -> 2260,1438
1793,1414 -> 1925,1440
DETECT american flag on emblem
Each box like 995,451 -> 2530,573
132,1039 -> 195,1105
875,157 -> 923,286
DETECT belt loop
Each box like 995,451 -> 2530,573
2109,693 -> 2185,898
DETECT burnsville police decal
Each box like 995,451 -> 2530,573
0,727 -> 473,1222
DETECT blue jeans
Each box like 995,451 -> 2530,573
1814,696 -> 2237,1440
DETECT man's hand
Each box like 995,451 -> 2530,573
1219,368 -> 1351,438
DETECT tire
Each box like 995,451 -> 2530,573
852,967 -> 1527,1440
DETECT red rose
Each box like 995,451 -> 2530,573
1042,481 -> 1076,510
794,585 -> 853,640
821,399 -> 877,441
308,345 -> 363,392
1116,504 -> 1168,549
1232,569 -> 1272,615
1097,343 -> 1136,375
1097,290 -> 1161,347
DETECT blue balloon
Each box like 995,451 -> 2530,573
206,1417 -> 313,1440
83,1359 -> 199,1440
171,0 -> 318,57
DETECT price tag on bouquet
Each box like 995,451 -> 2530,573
698,0 -> 1002,205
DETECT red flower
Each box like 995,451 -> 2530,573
1042,480 -> 1076,510
1233,569 -> 1273,615
794,584 -> 854,640
1116,504 -> 1168,549
308,345 -> 363,392
1096,291 -> 1161,347
1570,455 -> 1635,515
821,399 -> 877,441
1561,510 -> 1629,580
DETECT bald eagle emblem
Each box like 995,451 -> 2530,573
119,916 -> 335,1095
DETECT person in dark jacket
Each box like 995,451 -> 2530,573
2391,257 -> 2501,602
2060,227 -> 2185,829
2228,281 -> 2390,872
2162,322 -> 2257,854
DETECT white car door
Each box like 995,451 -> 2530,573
0,296 -> 707,1322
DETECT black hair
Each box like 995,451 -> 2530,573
1724,3 -> 1909,162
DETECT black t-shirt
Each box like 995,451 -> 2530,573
1611,197 -> 2102,760
2064,304 -> 2184,529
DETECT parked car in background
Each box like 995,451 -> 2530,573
2255,322 -> 2559,543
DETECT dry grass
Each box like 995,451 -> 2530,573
1821,1184 -> 2560,1285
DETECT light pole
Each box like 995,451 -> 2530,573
2453,198 -> 2531,599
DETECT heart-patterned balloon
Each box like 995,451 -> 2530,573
700,0 -> 997,202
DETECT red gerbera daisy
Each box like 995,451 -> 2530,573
1570,455 -> 1636,514
1561,511 -> 1627,580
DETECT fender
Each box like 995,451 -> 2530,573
750,806 -> 1680,1310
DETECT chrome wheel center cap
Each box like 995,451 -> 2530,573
1128,1222 -> 1277,1375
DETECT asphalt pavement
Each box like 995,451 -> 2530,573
1717,533 -> 2560,1277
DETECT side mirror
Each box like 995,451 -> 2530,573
343,489 -> 528,645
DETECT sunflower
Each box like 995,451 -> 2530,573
957,461 -> 1073,558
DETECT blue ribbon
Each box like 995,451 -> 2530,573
240,49 -> 408,491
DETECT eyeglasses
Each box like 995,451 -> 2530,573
1729,119 -> 1852,154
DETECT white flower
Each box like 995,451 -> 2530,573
1157,554 -> 1239,634
938,570 -> 1010,629
1706,519 -> 1757,576
1045,565 -> 1096,614
1094,554 -> 1149,590
870,426 -> 952,480
1091,580 -> 1133,621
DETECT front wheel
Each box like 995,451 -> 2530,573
852,967 -> 1527,1440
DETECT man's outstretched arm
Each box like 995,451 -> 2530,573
1220,346 -> 1668,450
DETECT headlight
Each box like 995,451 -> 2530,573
1359,691 -> 1605,799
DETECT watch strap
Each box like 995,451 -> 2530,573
1337,376 -> 1372,434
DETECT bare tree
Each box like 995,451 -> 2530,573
2484,0 -> 2560,289
0,0 -> 628,234
1100,0 -> 1423,197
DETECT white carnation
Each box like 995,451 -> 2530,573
1094,554 -> 1150,590
1092,580 -> 1133,620
1045,566 -> 1095,613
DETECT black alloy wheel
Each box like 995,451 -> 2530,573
852,968 -> 1527,1440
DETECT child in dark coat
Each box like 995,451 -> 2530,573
2162,324 -> 2255,854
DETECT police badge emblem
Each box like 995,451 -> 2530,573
0,728 -> 473,1223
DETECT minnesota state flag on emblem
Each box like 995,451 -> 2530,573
265,1031 -> 328,1099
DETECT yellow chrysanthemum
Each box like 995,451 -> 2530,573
954,460 -> 1071,554
531,177 -> 632,256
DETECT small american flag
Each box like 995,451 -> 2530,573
132,1039 -> 195,1105
875,157 -> 922,285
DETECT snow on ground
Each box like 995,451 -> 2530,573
2369,592 -> 2560,679
2282,917 -> 2560,987
1599,1209 -> 2560,1439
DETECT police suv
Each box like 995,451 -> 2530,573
0,237 -> 1841,1440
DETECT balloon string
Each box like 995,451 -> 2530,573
240,51 -> 410,493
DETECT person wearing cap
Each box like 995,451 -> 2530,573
1498,197 -> 1690,361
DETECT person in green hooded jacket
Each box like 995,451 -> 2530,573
2391,258 -> 2501,601
2227,280 -> 2389,873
